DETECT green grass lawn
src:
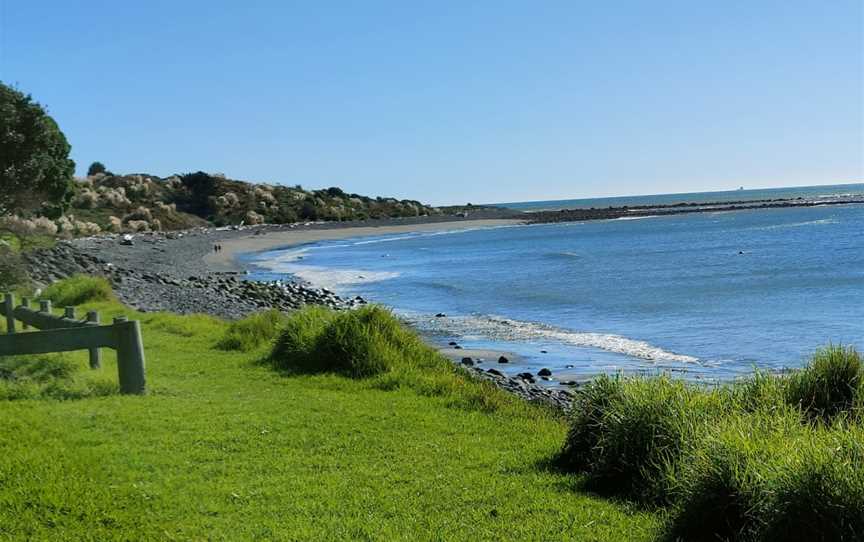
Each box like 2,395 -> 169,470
0,299 -> 661,540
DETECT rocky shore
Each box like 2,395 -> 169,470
21,220 -> 576,411
469,365 -> 574,410
24,229 -> 365,319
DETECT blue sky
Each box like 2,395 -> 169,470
1,1 -> 861,205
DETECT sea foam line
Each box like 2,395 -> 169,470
407,312 -> 698,364
252,248 -> 399,290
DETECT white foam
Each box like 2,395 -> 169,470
754,218 -> 839,231
617,215 -> 659,221
253,248 -> 398,290
407,312 -> 698,363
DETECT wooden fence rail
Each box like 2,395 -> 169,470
0,293 -> 146,395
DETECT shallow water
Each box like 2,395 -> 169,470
248,201 -> 864,383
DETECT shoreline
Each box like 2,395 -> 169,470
202,218 -> 524,273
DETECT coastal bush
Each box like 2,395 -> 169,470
43,274 -> 114,306
217,309 -> 289,351
558,375 -> 727,504
0,82 -> 75,217
0,246 -> 29,290
786,345 -> 863,423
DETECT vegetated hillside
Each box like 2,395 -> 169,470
62,171 -> 440,233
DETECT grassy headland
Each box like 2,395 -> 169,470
0,277 -> 861,540
0,278 -> 659,541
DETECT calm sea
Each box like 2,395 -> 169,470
493,182 -> 864,211
249,184 -> 864,383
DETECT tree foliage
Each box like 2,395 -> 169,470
87,161 -> 106,176
0,82 -> 75,216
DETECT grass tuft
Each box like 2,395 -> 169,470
43,274 -> 114,306
786,345 -> 863,423
0,354 -> 117,400
268,305 -> 525,413
216,309 -> 289,352
558,374 -> 726,504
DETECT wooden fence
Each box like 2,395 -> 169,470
0,293 -> 146,395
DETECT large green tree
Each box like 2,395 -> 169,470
0,82 -> 75,216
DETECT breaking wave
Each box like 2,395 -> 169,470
406,312 -> 698,363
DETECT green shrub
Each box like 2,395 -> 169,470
0,354 -> 116,401
87,161 -> 106,176
663,411 -> 800,541
217,309 -> 289,351
267,305 -> 521,413
314,305 -> 432,378
43,275 -> 114,306
270,305 -> 432,378
666,414 -> 864,542
0,246 -> 28,290
557,374 -> 625,472
786,345 -> 863,423
0,354 -> 76,382
558,375 -> 727,504
269,305 -> 338,373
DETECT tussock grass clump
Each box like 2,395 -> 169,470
728,370 -> 787,414
270,305 -> 428,378
268,305 -> 522,413
217,309 -> 289,351
763,423 -> 864,541
269,305 -> 339,373
666,415 -> 864,542
0,354 -> 117,400
43,274 -> 114,306
558,375 -> 727,504
663,410 -> 801,541
558,348 -> 864,540
786,345 -> 863,423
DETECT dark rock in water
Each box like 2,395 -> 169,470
486,368 -> 504,377
560,380 -> 578,386
541,376 -> 552,381
454,345 -> 463,350
517,372 -> 534,381
498,356 -> 509,364
540,350 -> 548,354
448,341 -> 458,346
461,357 -> 474,366
537,368 -> 552,377
435,313 -> 446,317
565,364 -> 575,369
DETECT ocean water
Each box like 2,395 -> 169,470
494,182 -> 864,211
248,201 -> 864,384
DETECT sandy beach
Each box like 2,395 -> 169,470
203,218 -> 524,272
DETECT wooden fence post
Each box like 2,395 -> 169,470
87,311 -> 102,369
20,298 -> 30,329
113,317 -> 146,395
64,307 -> 76,319
39,300 -> 52,314
4,293 -> 15,334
